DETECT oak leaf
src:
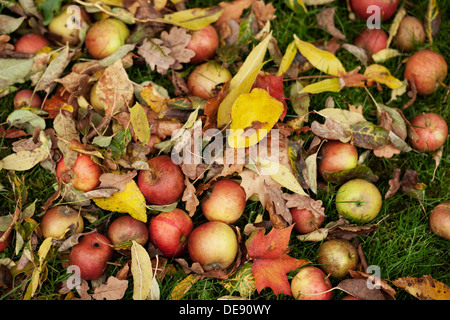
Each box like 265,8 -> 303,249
247,225 -> 308,296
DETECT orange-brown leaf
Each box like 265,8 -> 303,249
247,225 -> 308,296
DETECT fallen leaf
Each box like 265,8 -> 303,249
425,0 -> 441,44
247,225 -> 308,296
386,6 -> 406,48
347,121 -> 390,150
294,34 -> 345,76
336,278 -> 386,300
316,7 -> 346,40
129,102 -> 151,145
392,275 -> 450,300
300,78 -> 342,94
228,88 -> 284,148
364,64 -> 403,89
221,262 -> 256,297
158,6 -> 224,30
92,276 -> 129,300
131,240 -> 159,300
160,26 -> 196,70
169,274 -> 201,300
217,33 -> 272,126
93,180 -> 148,222
310,118 -> 351,143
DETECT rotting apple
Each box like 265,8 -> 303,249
317,239 -> 359,278
48,5 -> 90,46
14,33 -> 50,54
318,140 -> 358,180
107,215 -> 149,247
409,112 -> 448,152
201,179 -> 246,224
137,155 -> 185,205
187,61 -> 232,100
290,208 -> 325,234
149,208 -> 194,258
0,231 -> 12,253
85,18 -> 130,59
350,0 -> 399,22
186,25 -> 219,65
40,205 -> 84,239
394,16 -> 426,52
429,201 -> 450,241
404,49 -> 448,96
56,153 -> 102,192
13,89 -> 42,109
68,232 -> 113,280
335,178 -> 382,223
353,28 -> 388,56
187,221 -> 238,271
290,266 -> 333,300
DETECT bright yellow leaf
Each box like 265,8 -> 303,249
156,7 -> 224,30
294,34 -> 345,76
129,102 -> 150,145
217,33 -> 272,127
364,64 -> 403,89
300,78 -> 342,94
277,40 -> 297,76
94,180 -> 148,222
227,88 -> 284,149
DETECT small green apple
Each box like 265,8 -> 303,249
335,178 -> 382,223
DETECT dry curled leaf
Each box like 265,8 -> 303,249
316,7 -> 346,40
92,276 -> 129,300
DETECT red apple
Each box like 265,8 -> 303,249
68,232 -> 113,280
353,28 -> 388,56
0,231 -> 12,253
15,33 -> 50,54
107,215 -> 149,247
318,140 -> 358,180
13,89 -> 42,109
350,0 -> 399,22
290,208 -> 325,234
187,221 -> 238,271
148,208 -> 194,258
429,202 -> 450,241
56,153 -> 102,192
48,5 -> 90,46
404,49 -> 448,95
394,16 -> 426,52
290,266 -> 333,300
186,25 -> 219,65
336,179 -> 382,223
409,113 -> 448,152
187,61 -> 232,99
137,155 -> 185,205
85,18 -> 130,59
201,179 -> 246,224
317,239 -> 359,278
40,205 -> 84,239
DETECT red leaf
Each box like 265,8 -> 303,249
247,225 -> 308,296
253,74 -> 287,121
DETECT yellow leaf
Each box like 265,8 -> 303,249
169,274 -> 201,300
425,0 -> 440,45
257,157 -> 307,196
217,33 -> 272,127
372,48 -> 402,63
294,34 -> 345,76
94,180 -> 147,222
392,275 -> 450,300
156,7 -> 224,30
300,78 -> 341,94
386,6 -> 406,48
129,102 -> 150,145
24,237 -> 53,300
285,0 -> 307,12
140,84 -> 167,113
131,241 -> 157,300
276,40 -> 297,76
364,64 -> 403,89
227,88 -> 284,149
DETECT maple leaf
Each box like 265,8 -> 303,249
138,38 -> 175,75
247,225 -> 309,296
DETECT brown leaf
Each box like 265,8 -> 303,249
138,38 -> 175,75
282,193 -> 325,220
182,177 -> 200,216
348,270 -> 397,300
264,184 -> 291,226
310,118 -> 351,142
337,278 -> 386,300
373,143 -> 401,158
215,0 -> 256,28
92,276 -> 129,300
97,171 -> 138,193
252,0 -> 277,28
392,275 -> 450,300
317,7 -> 346,40
160,27 -> 196,70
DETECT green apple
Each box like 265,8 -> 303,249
48,5 -> 90,46
335,178 -> 382,223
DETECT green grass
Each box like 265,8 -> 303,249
1,0 -> 449,301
